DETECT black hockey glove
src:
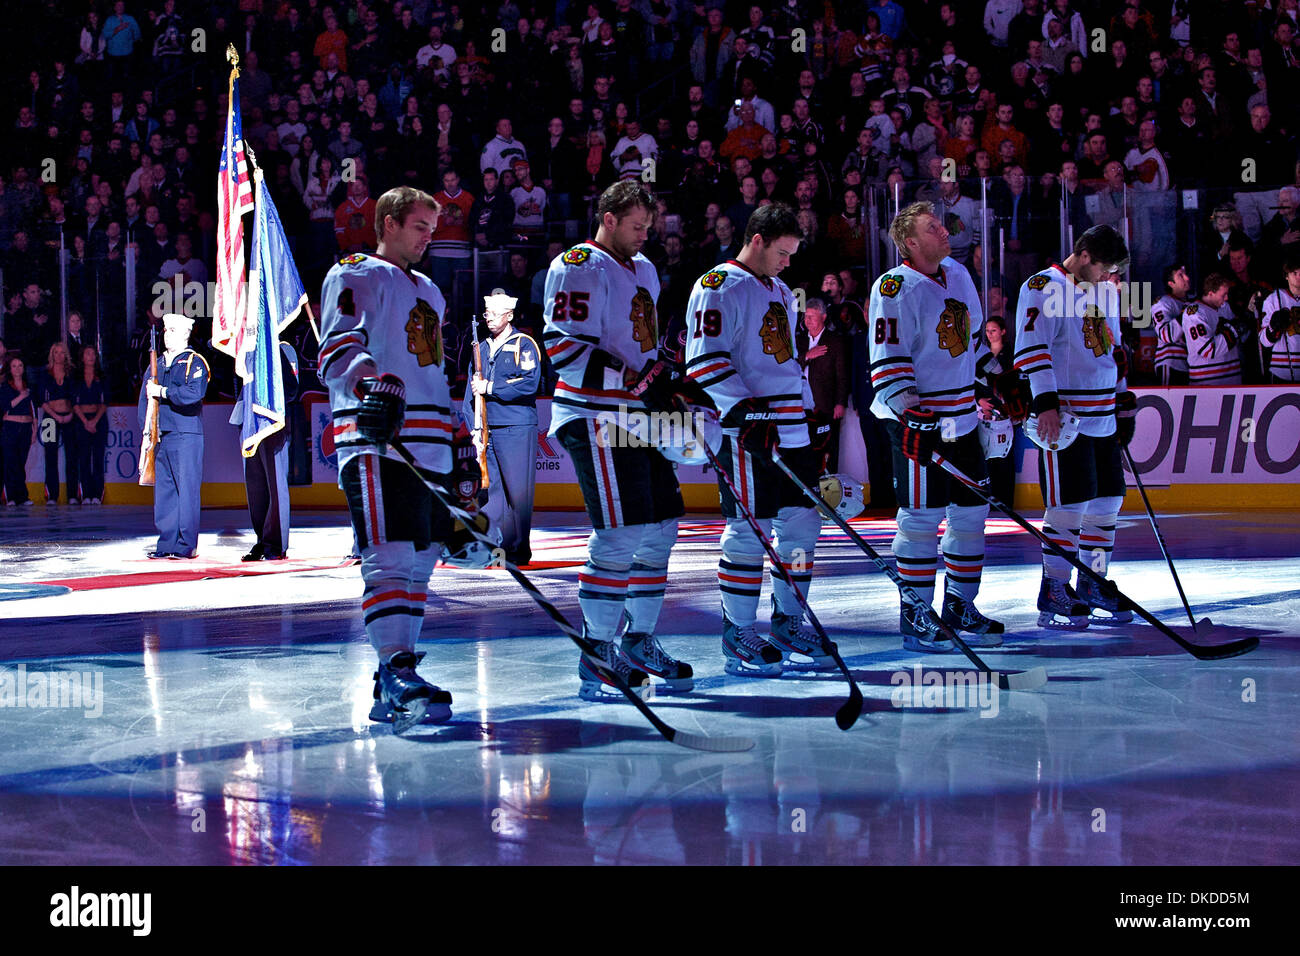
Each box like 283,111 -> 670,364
451,424 -> 484,505
723,397 -> 781,454
993,370 -> 1031,424
1116,390 -> 1137,447
628,357 -> 685,412
900,407 -> 940,464
776,441 -> 824,489
1267,307 -> 1292,340
1218,320 -> 1238,349
355,374 -> 406,448
806,410 -> 834,456
1112,345 -> 1130,383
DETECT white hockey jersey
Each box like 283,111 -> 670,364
1180,300 -> 1241,384
319,252 -> 453,477
1013,264 -> 1125,438
683,259 -> 810,448
1151,292 -> 1188,374
1260,286 -> 1300,382
543,240 -> 662,435
867,257 -> 985,437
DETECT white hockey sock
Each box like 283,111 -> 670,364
625,561 -> 668,634
1041,505 -> 1084,581
578,561 -> 629,642
719,557 -> 764,626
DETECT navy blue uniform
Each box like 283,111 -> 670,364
72,376 -> 108,501
1,382 -> 37,505
37,369 -> 78,503
466,328 -> 541,562
138,349 -> 209,556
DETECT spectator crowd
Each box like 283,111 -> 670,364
2,0 -> 1300,503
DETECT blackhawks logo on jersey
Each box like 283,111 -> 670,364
1186,303 -> 1199,315
700,270 -> 726,289
1026,274 -> 1050,291
759,301 -> 794,363
562,246 -> 591,265
936,298 -> 971,358
1283,306 -> 1300,336
339,253 -> 367,265
879,274 -> 903,298
1081,306 -> 1113,357
630,286 -> 658,353
406,298 -> 444,367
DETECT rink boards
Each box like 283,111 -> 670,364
19,386 -> 1300,511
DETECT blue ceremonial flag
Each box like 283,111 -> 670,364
236,174 -> 311,458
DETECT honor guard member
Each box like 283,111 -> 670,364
138,313 -> 209,558
543,180 -> 694,701
320,186 -> 470,733
467,292 -> 541,565
1260,251 -> 1300,383
868,203 -> 1002,652
1012,224 -> 1137,628
232,342 -> 300,560
684,202 -> 829,675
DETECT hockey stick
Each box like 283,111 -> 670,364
678,402 -> 863,730
770,451 -> 1048,692
930,452 -> 1257,660
388,438 -> 755,753
1121,444 -> 1213,637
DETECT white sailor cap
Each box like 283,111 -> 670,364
162,313 -> 195,335
484,291 -> 517,313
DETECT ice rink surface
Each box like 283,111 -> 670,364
0,505 -> 1295,865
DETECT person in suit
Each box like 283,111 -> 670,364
138,313 -> 209,558
798,298 -> 850,472
232,343 -> 300,560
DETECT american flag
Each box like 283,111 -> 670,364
213,76 -> 254,357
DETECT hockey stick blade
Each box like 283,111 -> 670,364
769,451 -> 1048,692
930,453 -> 1259,660
677,399 -> 863,730
389,440 -> 755,753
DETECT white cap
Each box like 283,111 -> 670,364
484,292 -> 517,313
162,313 -> 195,335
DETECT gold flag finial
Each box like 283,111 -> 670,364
226,44 -> 239,67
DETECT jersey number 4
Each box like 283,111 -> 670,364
874,317 -> 898,345
692,308 -> 721,337
553,291 -> 589,320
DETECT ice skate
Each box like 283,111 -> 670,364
1076,574 -> 1134,625
768,595 -> 835,669
722,612 -> 784,677
1037,576 -> 1091,630
370,650 -> 453,733
620,627 -> 694,693
579,637 -> 651,702
901,603 -> 956,653
941,588 -> 1004,647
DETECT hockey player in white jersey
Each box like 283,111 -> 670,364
319,186 -> 470,733
867,202 -> 1001,652
543,180 -> 694,701
1259,252 -> 1300,383
684,203 -> 828,675
1011,224 -> 1137,628
1152,263 -> 1190,386
1180,273 -> 1242,384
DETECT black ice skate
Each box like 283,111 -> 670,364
901,603 -> 956,653
1037,576 -> 1091,630
620,630 -> 694,693
768,595 -> 836,669
371,650 -> 453,733
941,586 -> 1005,647
722,612 -> 784,677
1075,574 -> 1134,625
579,637 -> 651,702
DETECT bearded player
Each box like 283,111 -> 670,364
543,180 -> 694,700
868,202 -> 1002,652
